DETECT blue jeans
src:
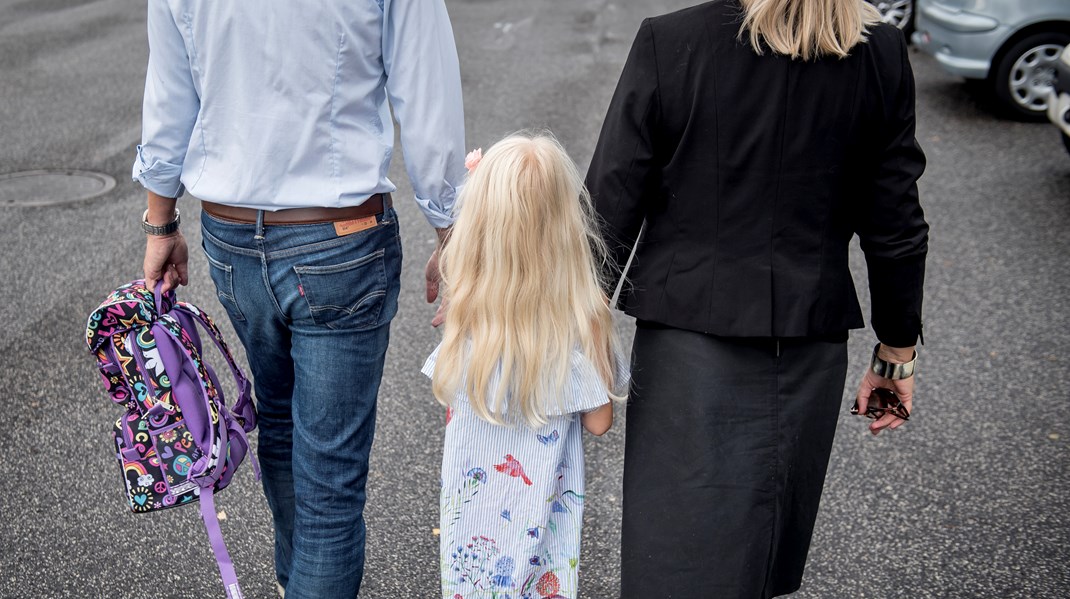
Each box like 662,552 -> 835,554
201,207 -> 402,599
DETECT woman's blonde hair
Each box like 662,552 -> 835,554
432,132 -> 620,427
739,0 -> 882,60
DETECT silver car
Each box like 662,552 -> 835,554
912,0 -> 1070,121
868,0 -> 920,33
869,1 -> 916,33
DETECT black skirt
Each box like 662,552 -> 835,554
621,325 -> 849,599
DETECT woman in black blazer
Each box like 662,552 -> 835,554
586,0 -> 928,597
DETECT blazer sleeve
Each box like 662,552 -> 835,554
857,31 -> 929,348
585,19 -> 662,289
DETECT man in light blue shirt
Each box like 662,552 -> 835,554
135,1 -> 466,597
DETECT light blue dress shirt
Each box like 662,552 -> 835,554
133,0 -> 466,229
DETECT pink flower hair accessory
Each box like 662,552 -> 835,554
465,148 -> 483,173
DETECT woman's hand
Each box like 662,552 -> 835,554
853,344 -> 916,435
854,371 -> 913,435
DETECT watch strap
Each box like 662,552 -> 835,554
142,208 -> 181,236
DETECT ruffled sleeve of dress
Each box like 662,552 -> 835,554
421,343 -> 442,379
550,344 -> 631,416
424,341 -> 631,417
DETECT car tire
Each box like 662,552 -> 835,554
991,32 -> 1070,122
870,0 -> 915,37
1063,133 -> 1070,157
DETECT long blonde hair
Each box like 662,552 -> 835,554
739,0 -> 882,60
432,133 -> 620,427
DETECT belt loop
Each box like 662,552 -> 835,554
254,210 -> 265,241
776,339 -> 780,358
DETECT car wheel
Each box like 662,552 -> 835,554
871,0 -> 914,36
991,32 -> 1070,122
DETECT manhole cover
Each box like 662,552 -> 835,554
0,169 -> 117,207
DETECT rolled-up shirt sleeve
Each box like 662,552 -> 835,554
382,0 -> 467,229
132,0 -> 200,199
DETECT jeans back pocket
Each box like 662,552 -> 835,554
294,248 -> 387,330
203,248 -> 247,322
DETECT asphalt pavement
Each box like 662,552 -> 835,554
1,1 -> 1068,598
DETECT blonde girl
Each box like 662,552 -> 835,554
422,133 -> 628,599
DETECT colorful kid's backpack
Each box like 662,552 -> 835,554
85,280 -> 258,599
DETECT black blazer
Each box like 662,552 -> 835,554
586,0 -> 928,347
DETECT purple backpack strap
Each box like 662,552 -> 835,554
110,332 -> 167,462
199,485 -> 244,599
200,361 -> 261,485
174,302 -> 255,432
151,312 -> 249,597
168,304 -> 260,481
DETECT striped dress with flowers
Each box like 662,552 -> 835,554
423,345 -> 629,599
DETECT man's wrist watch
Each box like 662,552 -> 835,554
870,343 -> 917,380
142,208 -> 181,236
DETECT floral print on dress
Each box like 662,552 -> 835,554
424,343 -> 629,599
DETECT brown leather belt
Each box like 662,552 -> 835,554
201,193 -> 391,225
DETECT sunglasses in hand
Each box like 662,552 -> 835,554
850,387 -> 909,421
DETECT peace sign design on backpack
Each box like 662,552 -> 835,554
86,280 -> 259,599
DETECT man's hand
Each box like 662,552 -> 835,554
144,231 -> 189,293
426,227 -> 451,327
142,192 -> 188,293
853,344 -> 916,435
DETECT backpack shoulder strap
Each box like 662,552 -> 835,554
173,302 -> 255,431
154,313 -> 226,481
154,313 -> 253,599
166,305 -> 260,482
